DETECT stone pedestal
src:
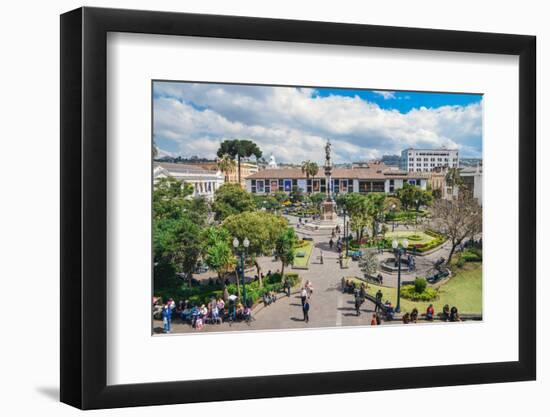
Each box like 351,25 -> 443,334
320,200 -> 337,221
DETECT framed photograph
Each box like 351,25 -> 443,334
60,6 -> 536,410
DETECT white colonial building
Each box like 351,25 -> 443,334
245,162 -> 428,196
400,148 -> 459,172
153,162 -> 224,200
460,164 -> 483,205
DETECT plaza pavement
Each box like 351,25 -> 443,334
154,214 -> 453,334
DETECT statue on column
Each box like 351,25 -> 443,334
325,140 -> 332,166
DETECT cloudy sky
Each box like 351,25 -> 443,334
153,81 -> 483,164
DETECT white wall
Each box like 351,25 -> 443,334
0,1 -> 546,416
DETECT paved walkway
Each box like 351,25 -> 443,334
156,215 -> 454,334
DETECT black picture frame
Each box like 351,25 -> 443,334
60,6 -> 536,410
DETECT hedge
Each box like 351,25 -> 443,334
400,284 -> 438,301
155,272 -> 302,307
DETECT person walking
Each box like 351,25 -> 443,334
284,278 -> 291,297
329,238 -> 334,249
375,289 -> 383,312
354,295 -> 362,317
300,287 -> 307,307
161,303 -> 172,334
303,299 -> 310,323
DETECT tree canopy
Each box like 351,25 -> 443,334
274,227 -> 298,277
201,226 -> 235,284
217,139 -> 262,183
212,182 -> 256,220
222,211 -> 288,285
431,194 -> 482,264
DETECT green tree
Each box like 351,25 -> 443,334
301,160 -> 319,193
212,183 -> 256,220
153,176 -> 208,289
153,176 -> 194,221
254,195 -> 280,211
201,227 -> 235,290
217,139 -> 262,184
310,192 -> 326,207
337,193 -> 370,242
272,190 -> 288,204
290,185 -> 304,203
217,154 -> 237,182
275,228 -> 298,277
413,188 -> 433,211
395,182 -> 416,210
223,211 -> 287,286
365,193 -> 386,238
153,216 -> 202,288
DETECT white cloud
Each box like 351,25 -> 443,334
153,83 -> 482,163
372,90 -> 396,100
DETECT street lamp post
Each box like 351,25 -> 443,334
232,237 -> 250,306
392,238 -> 409,313
391,203 -> 396,232
342,208 -> 349,257
414,199 -> 419,229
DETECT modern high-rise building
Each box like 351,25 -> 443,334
400,148 -> 459,172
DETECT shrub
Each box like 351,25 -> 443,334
414,277 -> 428,294
462,248 -> 482,262
456,257 -> 466,268
400,284 -> 438,301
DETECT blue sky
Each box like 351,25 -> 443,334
153,81 -> 483,163
313,88 -> 482,114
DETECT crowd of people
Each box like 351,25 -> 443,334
338,277 -> 465,325
155,295 -> 256,333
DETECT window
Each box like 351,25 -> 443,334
312,179 -> 320,193
340,179 -> 348,193
257,180 -> 264,193
389,179 -> 394,192
264,181 -> 270,193
307,179 -> 312,194
283,179 -> 292,192
320,178 -> 326,193
270,180 -> 278,191
251,179 -> 256,193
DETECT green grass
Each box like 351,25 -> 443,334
384,230 -> 437,245
293,240 -> 314,268
356,262 -> 482,314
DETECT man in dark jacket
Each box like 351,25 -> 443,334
355,296 -> 363,316
375,289 -> 383,312
303,300 -> 310,323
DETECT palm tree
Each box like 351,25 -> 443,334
301,160 -> 319,194
217,139 -> 262,184
217,154 -> 236,182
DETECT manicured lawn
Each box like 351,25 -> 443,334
384,230 -> 437,245
293,240 -> 314,268
357,262 -> 482,314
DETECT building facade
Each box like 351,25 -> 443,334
428,165 -> 482,205
245,163 -> 428,196
460,165 -> 483,205
400,148 -> 459,172
153,162 -> 224,200
225,160 -> 259,188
